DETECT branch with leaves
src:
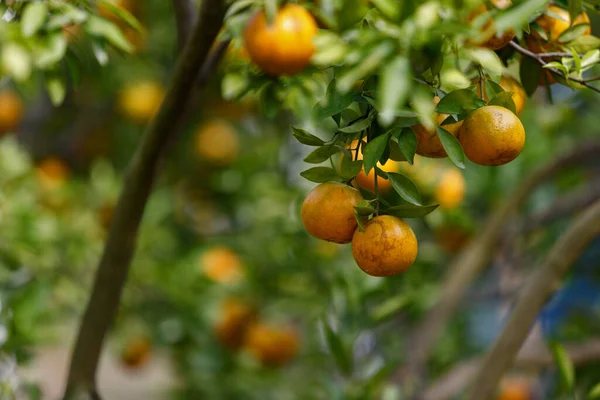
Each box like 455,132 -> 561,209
467,198 -> 600,400
62,1 -> 227,398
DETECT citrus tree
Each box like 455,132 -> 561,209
1,0 -> 600,399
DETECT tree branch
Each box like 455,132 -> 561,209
467,198 -> 600,400
509,41 -> 600,94
397,140 -> 600,395
62,1 -> 228,398
172,0 -> 197,51
425,338 -> 600,400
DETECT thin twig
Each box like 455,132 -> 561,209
396,140 -> 600,397
509,41 -> 600,94
62,1 -> 227,399
467,198 -> 600,400
425,338 -> 600,400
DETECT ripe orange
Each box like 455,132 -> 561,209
215,298 -> 257,350
121,337 -> 151,369
468,0 -> 515,50
36,157 -> 70,191
118,81 -> 165,124
244,322 -> 299,367
351,215 -> 418,277
529,5 -> 591,52
497,379 -> 531,400
435,168 -> 465,210
301,182 -> 363,244
458,105 -> 525,166
243,4 -> 317,76
0,89 -> 24,135
474,76 -> 527,115
346,140 -> 400,192
194,120 -> 240,166
200,246 -> 244,284
411,96 -> 464,158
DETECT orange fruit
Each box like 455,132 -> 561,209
474,76 -> 527,115
201,246 -> 244,284
194,120 -> 240,166
351,215 -> 418,277
468,0 -> 515,50
36,157 -> 70,191
346,140 -> 401,192
530,5 -> 591,49
244,322 -> 299,367
118,81 -> 165,124
215,298 -> 257,350
121,337 -> 151,369
497,378 -> 531,400
458,105 -> 525,166
301,182 -> 363,244
0,90 -> 24,135
435,168 -> 466,209
243,4 -> 317,76
411,96 -> 464,158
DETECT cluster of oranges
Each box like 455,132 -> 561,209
301,182 -> 418,277
200,247 -> 300,367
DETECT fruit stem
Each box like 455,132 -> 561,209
478,67 -> 485,101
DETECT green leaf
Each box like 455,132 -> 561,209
379,56 -> 411,126
221,73 -> 249,100
303,146 -> 341,164
370,0 -> 400,19
338,115 -> 374,133
569,35 -> 600,52
464,48 -> 504,79
436,127 -> 466,169
1,44 -> 32,82
484,80 -> 505,100
354,199 -> 375,216
489,92 -> 517,114
549,340 -> 575,391
33,33 -> 68,68
558,23 -> 590,43
322,320 -> 353,375
85,16 -> 134,53
97,0 -> 143,32
22,2 -> 48,37
371,296 -> 409,322
436,89 -> 486,114
362,134 -> 389,174
292,127 -> 325,146
340,158 -> 363,180
383,203 -> 439,218
391,127 -> 417,165
387,172 -> 422,205
314,79 -> 355,119
300,167 -> 341,183
588,382 -> 600,399
520,55 -> 542,96
493,0 -> 548,34
581,50 -> 600,69
45,71 -> 66,106
568,0 -> 583,27
337,42 -> 394,92
264,0 -> 278,24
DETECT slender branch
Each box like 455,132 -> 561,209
519,177 -> 600,234
396,140 -> 600,395
536,51 -> 585,58
425,338 -> 600,400
509,41 -> 600,94
62,1 -> 227,398
467,198 -> 600,400
172,0 -> 197,51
